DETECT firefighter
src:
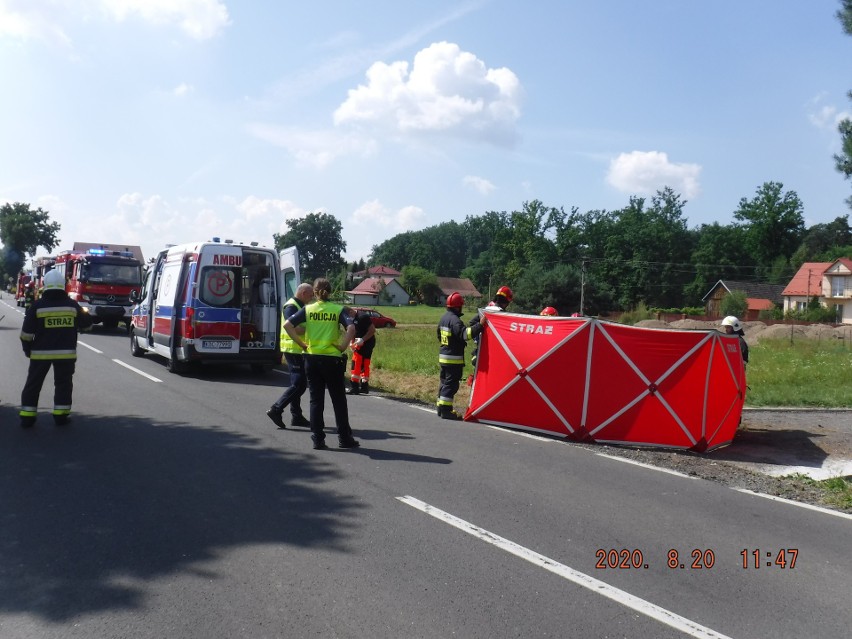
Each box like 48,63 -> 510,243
19,269 -> 93,427
469,285 -> 512,371
267,282 -> 314,429
437,292 -> 483,420
540,306 -> 558,316
283,278 -> 360,450
347,307 -> 376,395
721,315 -> 749,366
23,281 -> 36,309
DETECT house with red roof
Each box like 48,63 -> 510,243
345,276 -> 410,306
352,265 -> 402,279
782,259 -> 852,324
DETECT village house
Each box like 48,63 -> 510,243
345,276 -> 410,306
701,279 -> 785,320
782,259 -> 852,324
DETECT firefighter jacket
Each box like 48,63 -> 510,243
437,308 -> 482,366
20,290 -> 93,360
279,296 -> 306,354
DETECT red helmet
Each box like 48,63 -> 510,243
496,286 -> 513,303
446,292 -> 464,309
540,306 -> 557,316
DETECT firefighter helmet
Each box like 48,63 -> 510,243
43,269 -> 65,290
446,292 -> 464,309
721,315 -> 742,332
540,306 -> 557,316
495,286 -> 513,303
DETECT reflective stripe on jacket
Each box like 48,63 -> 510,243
20,292 -> 91,360
279,297 -> 305,354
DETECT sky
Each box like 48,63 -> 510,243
1,0 -> 851,265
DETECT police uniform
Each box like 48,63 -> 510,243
267,296 -> 311,428
287,299 -> 359,449
437,302 -> 481,420
19,274 -> 92,427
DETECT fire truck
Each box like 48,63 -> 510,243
53,243 -> 144,330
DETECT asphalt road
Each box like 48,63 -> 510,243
1,293 -> 851,639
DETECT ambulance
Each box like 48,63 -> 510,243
129,238 -> 300,374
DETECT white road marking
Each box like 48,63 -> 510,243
733,488 -> 852,521
77,340 -> 103,354
398,496 -> 733,639
407,397 -> 850,518
111,359 -> 163,383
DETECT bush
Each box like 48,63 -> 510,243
721,290 -> 748,318
618,302 -> 655,325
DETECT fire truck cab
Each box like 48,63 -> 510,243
54,245 -> 144,330
129,239 -> 300,374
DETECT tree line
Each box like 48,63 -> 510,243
367,183 -> 851,315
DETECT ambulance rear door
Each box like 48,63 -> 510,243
151,248 -> 187,355
193,244 -> 243,355
278,246 -> 301,301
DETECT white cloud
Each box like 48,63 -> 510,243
606,151 -> 701,199
0,0 -> 229,44
807,98 -> 852,130
173,82 -> 194,97
0,1 -> 72,45
247,123 -> 378,169
462,175 -> 495,195
333,41 -> 522,145
351,199 -> 425,232
99,0 -> 230,40
236,196 -> 306,233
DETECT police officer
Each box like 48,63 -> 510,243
283,278 -> 360,450
19,269 -> 92,427
267,282 -> 314,429
437,292 -> 483,420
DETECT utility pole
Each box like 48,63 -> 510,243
579,260 -> 586,315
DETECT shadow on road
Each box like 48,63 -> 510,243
712,428 -> 829,469
0,402 -> 364,622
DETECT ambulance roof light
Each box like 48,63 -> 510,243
212,237 -> 220,243
88,249 -> 106,256
224,239 -> 234,244
250,241 -> 258,246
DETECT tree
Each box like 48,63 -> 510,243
720,289 -> 748,319
0,202 -> 61,276
273,212 -> 346,283
733,182 -> 805,269
790,215 -> 852,265
836,0 -> 852,208
684,222 -> 755,303
400,265 -> 440,304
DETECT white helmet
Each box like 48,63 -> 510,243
721,315 -> 742,332
42,269 -> 65,290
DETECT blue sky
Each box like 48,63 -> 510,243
1,0 -> 850,264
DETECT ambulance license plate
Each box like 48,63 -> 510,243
202,339 -> 233,350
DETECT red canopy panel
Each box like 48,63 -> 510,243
465,314 -> 746,452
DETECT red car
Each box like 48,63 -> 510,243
354,308 -> 397,328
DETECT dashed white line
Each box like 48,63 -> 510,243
111,359 -> 163,383
77,340 -> 103,354
398,496 -> 733,639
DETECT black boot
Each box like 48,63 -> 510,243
266,408 -> 286,429
347,380 -> 361,395
360,380 -> 369,394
